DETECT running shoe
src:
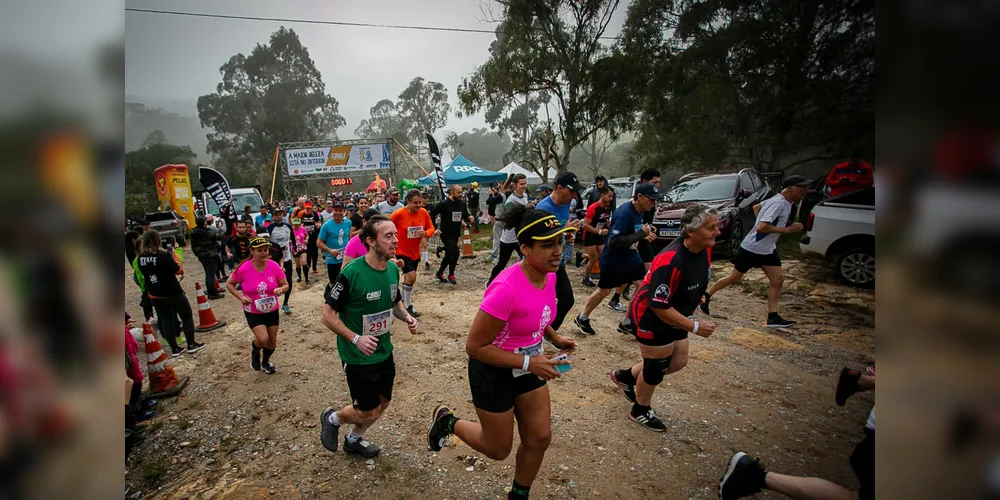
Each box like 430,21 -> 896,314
187,342 -> 206,354
617,319 -> 634,335
142,399 -> 158,409
282,305 -> 292,315
766,313 -> 795,328
448,275 -> 457,285
296,276 -> 302,283
608,301 -> 626,313
320,408 -> 340,452
610,370 -> 636,403
719,452 -> 767,499
171,347 -> 184,358
835,367 -> 861,406
407,305 -> 421,318
424,261 -> 431,271
427,405 -> 454,452
574,314 -> 596,335
136,409 -> 158,422
629,407 -> 667,432
622,284 -> 632,301
262,361 -> 277,374
251,346 -> 261,371
344,436 -> 381,458
582,277 -> 597,288
699,293 -> 711,315
435,273 -> 448,284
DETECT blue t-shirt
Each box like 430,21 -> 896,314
600,201 -> 644,271
535,196 -> 570,225
318,218 -> 353,264
255,214 -> 272,228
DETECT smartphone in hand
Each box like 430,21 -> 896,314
552,353 -> 572,373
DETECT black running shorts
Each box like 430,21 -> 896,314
468,358 -> 546,413
245,311 -> 279,329
851,428 -> 874,500
731,248 -> 781,273
344,356 -> 396,412
398,255 -> 419,274
294,250 -> 306,258
598,262 -> 647,290
582,232 -> 605,247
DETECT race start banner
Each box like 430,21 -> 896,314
285,143 -> 390,176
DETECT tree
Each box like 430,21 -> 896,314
354,99 -> 409,145
457,0 -> 638,178
441,128 -> 513,170
142,129 -> 168,147
397,77 -> 450,144
197,27 -> 346,192
580,129 -> 615,178
621,0 -> 874,172
125,142 -> 199,217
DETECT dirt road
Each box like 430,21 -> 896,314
125,247 -> 874,499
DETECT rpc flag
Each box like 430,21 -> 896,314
426,133 -> 447,197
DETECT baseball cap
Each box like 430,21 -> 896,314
515,213 -> 578,243
537,184 -> 551,192
304,201 -> 313,208
782,175 -> 812,188
332,201 -> 344,208
250,237 -> 269,248
346,203 -> 357,211
554,171 -> 584,192
595,175 -> 607,182
634,182 -> 664,200
291,218 -> 301,225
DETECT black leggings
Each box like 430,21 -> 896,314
307,239 -> 319,272
487,241 -> 523,286
437,236 -> 460,277
151,294 -> 196,349
283,260 -> 293,306
552,263 -> 574,331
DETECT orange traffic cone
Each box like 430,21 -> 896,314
194,282 -> 226,332
461,227 -> 475,258
142,323 -> 187,398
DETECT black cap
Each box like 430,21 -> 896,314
595,175 -> 607,182
538,184 -> 551,192
332,201 -> 344,208
516,214 -> 578,243
782,175 -> 812,188
634,182 -> 664,200
554,171 -> 584,192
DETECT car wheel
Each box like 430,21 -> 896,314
726,220 -> 743,257
835,246 -> 875,288
177,234 -> 187,247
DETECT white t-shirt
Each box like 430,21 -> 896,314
499,192 -> 530,244
740,194 -> 792,255
378,201 -> 404,216
319,210 -> 334,223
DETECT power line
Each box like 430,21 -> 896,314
125,7 -> 619,39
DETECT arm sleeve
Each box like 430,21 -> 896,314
324,272 -> 352,312
648,264 -> 677,310
608,231 -> 645,249
429,202 -> 441,220
478,282 -> 513,322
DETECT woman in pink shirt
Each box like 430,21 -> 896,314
291,218 -> 310,285
226,237 -> 289,375
426,204 -> 578,500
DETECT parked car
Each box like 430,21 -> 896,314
196,187 -> 265,219
799,187 -> 875,288
578,176 -> 637,218
651,169 -> 772,256
144,210 -> 188,246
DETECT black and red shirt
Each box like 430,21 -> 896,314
584,201 -> 613,236
628,241 -> 711,341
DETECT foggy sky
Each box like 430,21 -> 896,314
125,0 -> 626,139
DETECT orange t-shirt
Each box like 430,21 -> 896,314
391,207 -> 436,260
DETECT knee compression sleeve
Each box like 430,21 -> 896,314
641,357 -> 672,386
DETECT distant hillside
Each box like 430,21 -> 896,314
125,98 -> 209,159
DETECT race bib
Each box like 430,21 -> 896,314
451,211 -> 462,222
254,296 -> 277,313
362,309 -> 392,337
407,226 -> 422,239
512,340 -> 543,378
595,222 -> 605,230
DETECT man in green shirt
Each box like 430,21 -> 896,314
319,214 -> 419,458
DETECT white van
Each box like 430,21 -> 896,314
199,187 -> 265,218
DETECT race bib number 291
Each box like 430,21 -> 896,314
363,310 -> 392,337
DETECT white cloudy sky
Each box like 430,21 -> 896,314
125,0 -> 627,137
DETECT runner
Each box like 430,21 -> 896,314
610,168 -> 662,311
226,237 -> 289,374
701,175 -> 810,328
319,200 -> 334,224
609,204 -> 719,431
426,203 -> 578,500
226,220 -> 253,267
317,201 -> 353,290
389,189 -> 436,318
487,174 -> 530,286
290,218 -> 310,285
342,209 -> 381,266
298,203 -> 319,276
254,206 -> 272,234
349,196 -> 371,238
574,183 -> 662,335
376,188 -> 404,216
136,230 -> 206,356
266,209 -> 295,314
580,186 -> 614,287
319,215 -> 419,459
429,185 -> 473,285
534,172 -> 585,331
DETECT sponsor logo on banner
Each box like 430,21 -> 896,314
285,144 -> 390,176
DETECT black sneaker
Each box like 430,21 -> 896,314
766,314 -> 796,328
424,261 -> 431,271
608,300 -> 626,313
427,405 -> 454,452
435,273 -> 448,283
407,305 -> 421,318
700,293 -> 711,315
448,275 -> 457,285
171,347 -> 184,358
719,452 -> 767,500
186,342 -> 206,354
251,346 -> 261,371
610,370 -> 636,403
629,407 -> 667,432
617,319 -> 634,335
296,276 -> 302,283
344,436 -> 381,458
574,314 -> 596,335
261,361 -> 277,374
582,277 -> 597,287
622,284 -> 632,301
835,368 -> 861,406
136,409 -> 158,422
319,408 -> 340,452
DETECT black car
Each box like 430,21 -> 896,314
651,169 -> 772,256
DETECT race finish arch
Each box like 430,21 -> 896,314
272,138 -> 396,201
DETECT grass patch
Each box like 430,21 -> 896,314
141,457 -> 170,482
